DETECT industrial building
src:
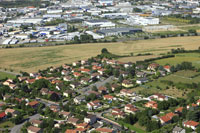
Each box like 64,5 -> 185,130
83,19 -> 116,28
127,16 -> 160,25
97,27 -> 142,36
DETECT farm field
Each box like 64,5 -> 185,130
133,70 -> 200,98
0,36 -> 200,72
155,53 -> 200,68
117,55 -> 160,63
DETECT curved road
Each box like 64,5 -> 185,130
11,114 -> 40,133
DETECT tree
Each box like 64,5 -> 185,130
118,75 -> 124,83
138,116 -> 150,126
101,48 -> 109,54
133,8 -> 142,12
12,114 -> 23,124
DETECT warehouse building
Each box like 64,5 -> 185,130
97,27 -> 142,36
83,19 -> 115,28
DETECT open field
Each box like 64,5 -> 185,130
0,71 -> 16,80
0,36 -> 200,72
155,53 -> 200,68
117,55 -> 160,63
133,70 -> 200,98
0,121 -> 14,128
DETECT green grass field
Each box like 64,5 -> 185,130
0,71 -> 16,80
0,121 -> 14,128
156,53 -> 200,68
133,70 -> 200,98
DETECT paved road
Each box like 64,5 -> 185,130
11,114 -> 40,133
79,76 -> 114,95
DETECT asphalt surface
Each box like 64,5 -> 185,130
11,114 -> 40,133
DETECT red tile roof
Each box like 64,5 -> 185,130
28,101 -> 39,106
0,112 -> 6,118
96,128 -> 113,133
184,120 -> 199,127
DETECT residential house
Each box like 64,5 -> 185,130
5,108 -> 19,117
124,62 -> 133,68
197,99 -> 200,105
9,84 -> 17,90
65,129 -> 77,133
59,111 -> 71,119
3,79 -> 13,86
80,77 -> 91,85
136,65 -> 145,70
67,117 -> 79,126
175,107 -> 184,114
164,65 -> 171,73
27,101 -> 39,109
103,95 -> 115,101
27,126 -> 42,133
63,90 -> 76,97
98,86 -> 107,94
26,79 -> 36,84
72,62 -> 80,66
62,64 -> 71,70
92,65 -> 102,70
80,68 -> 91,74
151,93 -> 168,101
30,119 -> 42,127
40,88 -> 49,95
84,114 -> 97,124
112,108 -> 124,118
73,72 -> 82,78
136,71 -> 146,78
124,104 -> 139,114
87,100 -> 102,110
122,80 -> 133,88
120,71 -> 129,78
63,76 -> 74,82
98,69 -> 106,75
18,77 -> 28,82
136,77 -> 148,84
70,82 -> 81,89
50,105 -> 60,112
74,96 -> 85,104
3,94 -> 11,101
145,101 -> 158,109
91,72 -> 101,79
159,112 -> 177,125
183,120 -> 199,130
81,60 -> 88,65
187,103 -> 198,110
61,70 -> 70,75
86,91 -> 101,97
111,84 -> 119,92
147,63 -> 159,71
29,73 -> 38,78
0,112 -> 6,121
120,89 -> 135,97
95,128 -> 113,133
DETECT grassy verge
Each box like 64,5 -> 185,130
0,71 -> 16,80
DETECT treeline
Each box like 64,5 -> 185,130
171,48 -> 200,54
136,54 -> 175,64
164,14 -> 200,24
122,108 -> 160,132
44,19 -> 66,26
161,80 -> 200,90
0,0 -> 50,8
